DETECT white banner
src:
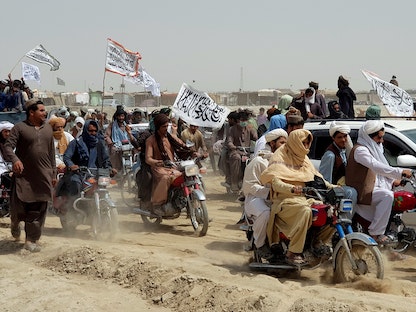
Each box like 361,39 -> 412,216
124,67 -> 160,96
105,38 -> 141,77
362,70 -> 414,117
22,62 -> 41,84
172,83 -> 230,128
26,44 -> 60,71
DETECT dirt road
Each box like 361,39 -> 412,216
1,172 -> 416,311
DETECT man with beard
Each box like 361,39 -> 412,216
346,120 -> 412,245
3,99 -> 56,252
104,108 -> 138,172
145,113 -> 195,215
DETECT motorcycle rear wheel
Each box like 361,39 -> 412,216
188,195 -> 209,237
120,172 -> 139,208
334,240 -> 384,283
92,204 -> 119,241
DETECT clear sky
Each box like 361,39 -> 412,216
1,0 -> 414,94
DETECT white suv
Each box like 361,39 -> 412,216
305,119 -> 416,227
304,119 -> 416,169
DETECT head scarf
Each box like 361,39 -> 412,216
82,120 -> 99,148
278,94 -> 293,111
0,121 -> 14,133
49,117 -> 68,154
111,109 -> 129,148
0,121 -> 13,144
327,100 -> 345,119
112,108 -> 127,121
357,120 -> 388,166
265,128 -> 288,143
365,104 -> 381,120
261,129 -> 322,184
268,114 -> 287,131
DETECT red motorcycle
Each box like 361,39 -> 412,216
352,174 -> 416,252
132,157 -> 209,237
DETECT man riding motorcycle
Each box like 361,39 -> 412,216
145,113 -> 195,216
61,120 -> 115,197
261,129 -> 336,265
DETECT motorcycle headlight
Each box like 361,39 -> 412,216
185,164 -> 199,177
98,176 -> 111,186
340,199 -> 353,212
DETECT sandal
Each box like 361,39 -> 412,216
285,252 -> 308,266
372,234 -> 394,246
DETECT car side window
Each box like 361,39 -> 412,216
383,133 -> 414,167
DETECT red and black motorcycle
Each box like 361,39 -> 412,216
353,173 -> 416,252
132,157 -> 209,237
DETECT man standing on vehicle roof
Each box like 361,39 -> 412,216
3,99 -> 56,252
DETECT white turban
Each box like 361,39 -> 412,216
0,121 -> 14,132
329,121 -> 350,137
75,116 -> 85,126
265,128 -> 288,143
364,120 -> 384,135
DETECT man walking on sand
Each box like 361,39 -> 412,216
4,99 -> 56,252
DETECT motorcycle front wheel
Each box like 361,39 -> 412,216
334,240 -> 384,283
188,194 -> 209,237
92,203 -> 119,241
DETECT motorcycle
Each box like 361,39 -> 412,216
240,186 -> 384,282
352,174 -> 416,253
52,167 -> 119,240
0,172 -> 12,218
132,157 -> 209,237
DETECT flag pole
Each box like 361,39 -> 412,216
9,55 -> 26,75
102,69 -> 106,113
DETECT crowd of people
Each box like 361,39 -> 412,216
0,74 -> 410,266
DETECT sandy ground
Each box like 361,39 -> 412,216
2,172 -> 416,312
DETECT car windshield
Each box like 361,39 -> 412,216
400,129 -> 416,144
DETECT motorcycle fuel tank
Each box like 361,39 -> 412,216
393,191 -> 416,212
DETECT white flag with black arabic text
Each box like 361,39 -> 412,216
26,44 -> 60,71
362,70 -> 413,117
105,38 -> 141,77
22,62 -> 41,84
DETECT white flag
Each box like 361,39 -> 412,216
362,70 -> 414,117
124,67 -> 161,96
26,44 -> 60,71
22,62 -> 41,84
105,38 -> 141,77
172,83 -> 230,128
